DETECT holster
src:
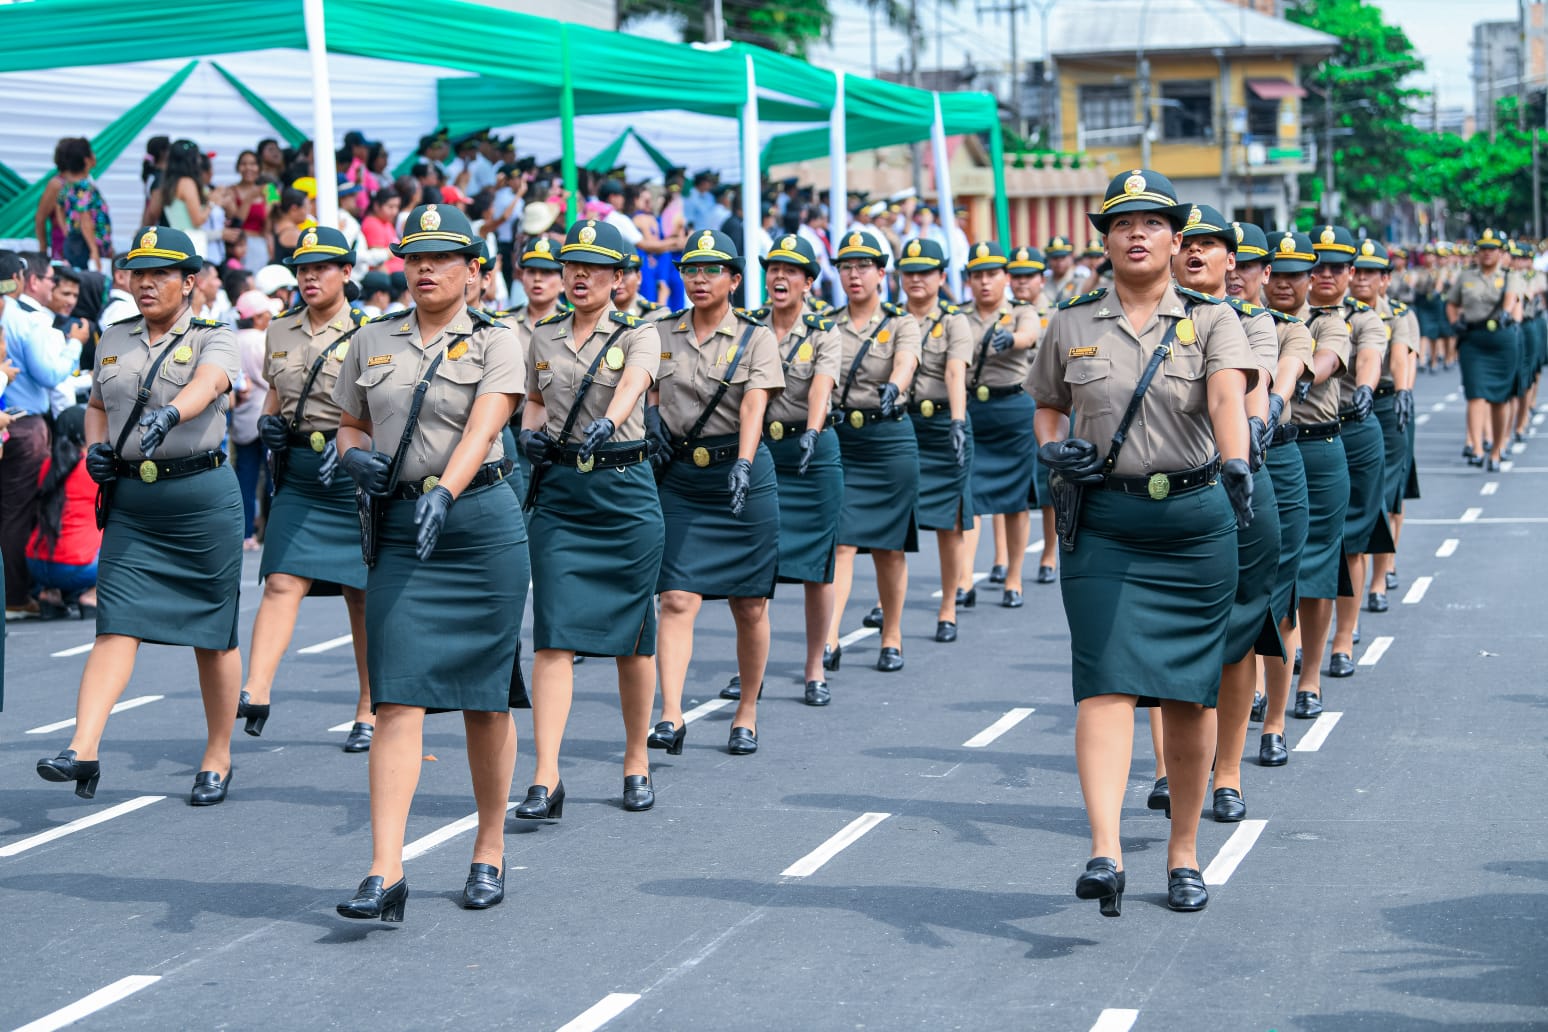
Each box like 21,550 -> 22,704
268,446 -> 290,495
357,490 -> 384,569
1048,470 -> 1087,553
94,479 -> 114,531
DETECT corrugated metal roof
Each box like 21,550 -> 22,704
1051,0 -> 1338,59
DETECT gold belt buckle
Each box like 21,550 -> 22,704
1486,318 -> 1498,332
1147,472 -> 1171,500
848,410 -> 866,429
919,400 -> 936,418
309,431 -> 326,453
768,420 -> 785,441
138,460 -> 158,484
577,452 -> 595,473
975,385 -> 990,402
421,475 -> 440,494
692,446 -> 711,468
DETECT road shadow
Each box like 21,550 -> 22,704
1293,1013 -> 1544,1031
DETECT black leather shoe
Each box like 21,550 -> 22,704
189,768 -> 232,806
1467,452 -> 1485,467
514,781 -> 564,820
235,690 -> 269,737
1293,646 -> 1302,674
1352,627 -> 1362,645
1167,868 -> 1209,912
1259,733 -> 1288,766
343,722 -> 374,753
957,587 -> 977,609
727,726 -> 758,755
720,675 -> 741,701
1385,569 -> 1398,591
876,647 -> 904,672
1250,692 -> 1267,723
1001,589 -> 1024,608
1036,565 -> 1056,584
36,750 -> 100,799
934,620 -> 957,643
1294,691 -> 1323,719
1147,776 -> 1171,818
804,680 -> 830,706
862,605 -> 884,628
1487,457 -> 1502,473
1367,592 -> 1388,613
988,564 -> 1007,584
1074,857 -> 1125,917
623,774 -> 654,811
1328,652 -> 1356,678
647,721 -> 685,755
1212,787 -> 1246,823
461,860 -> 504,909
337,875 -> 407,922
822,643 -> 842,672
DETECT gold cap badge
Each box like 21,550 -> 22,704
1234,224 -> 1244,243
849,232 -> 864,248
1185,206 -> 1202,227
421,205 -> 441,232
698,231 -> 716,251
1279,235 -> 1294,253
907,240 -> 922,258
141,229 -> 158,250
782,235 -> 798,251
534,239 -> 551,253
579,224 -> 597,245
1320,226 -> 1336,245
1361,240 -> 1375,256
1123,171 -> 1147,195
975,243 -> 989,259
302,229 -> 318,249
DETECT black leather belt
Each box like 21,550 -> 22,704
114,450 -> 226,483
287,429 -> 337,450
391,460 -> 511,500
1338,407 -> 1371,424
1099,459 -> 1221,500
763,418 -> 830,440
1293,419 -> 1342,438
674,434 -> 740,468
1464,318 -> 1510,333
1373,384 -> 1395,398
970,384 -> 1024,402
838,408 -> 906,429
556,442 -> 648,471
1270,423 -> 1300,447
908,398 -> 951,417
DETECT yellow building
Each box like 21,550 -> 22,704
1049,0 -> 1336,232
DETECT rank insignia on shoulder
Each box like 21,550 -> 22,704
537,310 -> 573,327
1268,308 -> 1302,324
802,312 -> 834,331
610,310 -> 642,328
1058,288 -> 1108,310
468,307 -> 497,326
939,300 -> 960,314
1011,299 -> 1031,307
282,303 -> 306,318
734,308 -> 764,326
1343,298 -> 1371,312
367,354 -> 393,367
1175,286 -> 1223,304
639,299 -> 662,312
881,301 -> 907,316
191,317 -> 221,328
743,306 -> 771,322
349,307 -> 368,326
1224,296 -> 1260,315
668,307 -> 691,322
1392,301 -> 1409,315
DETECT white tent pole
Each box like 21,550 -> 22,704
304,0 -> 339,230
931,93 -> 959,300
829,73 -> 848,246
741,53 -> 762,308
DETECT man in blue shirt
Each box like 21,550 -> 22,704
1,251 -> 87,618
681,170 -> 719,233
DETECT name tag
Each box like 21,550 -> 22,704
534,361 -> 550,370
100,355 -> 117,365
661,352 -> 672,360
270,351 -> 288,359
367,355 -> 393,367
1068,346 -> 1100,359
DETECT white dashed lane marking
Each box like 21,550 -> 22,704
1481,481 -> 1499,496
12,975 -> 163,1032
1359,636 -> 1394,666
1294,712 -> 1343,752
1202,819 -> 1268,886
1436,538 -> 1459,558
25,695 -> 164,735
962,708 -> 1035,748
1403,577 -> 1432,604
781,812 -> 890,878
298,634 -> 353,655
1089,1008 -> 1140,1032
0,796 -> 166,858
554,994 -> 641,1032
49,642 -> 94,658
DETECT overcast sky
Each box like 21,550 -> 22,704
1385,0 -> 1525,113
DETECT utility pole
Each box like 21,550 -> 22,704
1029,0 -> 1059,147
1520,0 -> 1529,133
705,0 -> 723,43
1322,85 -> 1334,218
910,0 -> 923,192
1138,0 -> 1153,168
976,0 -> 1027,139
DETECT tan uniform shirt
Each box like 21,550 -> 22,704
526,307 -> 659,443
93,314 -> 238,461
264,305 -> 359,432
961,302 -> 1039,388
1448,266 -> 1512,322
1049,268 -> 1082,304
333,308 -> 525,482
1028,285 -> 1256,476
1337,302 -> 1388,402
830,302 -> 923,412
1288,303 -> 1352,424
1232,302 -> 1279,382
910,302 -> 974,401
1272,315 -> 1317,426
764,313 -> 843,428
1377,298 -> 1419,384
654,308 -> 783,440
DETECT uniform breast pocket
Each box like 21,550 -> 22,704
157,358 -> 195,390
657,360 -> 677,382
1163,360 -> 1208,415
535,368 -> 556,397
1064,358 -> 1113,415
94,364 -> 129,410
431,358 -> 483,414
355,363 -> 403,420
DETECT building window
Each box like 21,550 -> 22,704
1079,84 -> 1136,134
1247,94 -> 1280,139
1161,80 -> 1214,141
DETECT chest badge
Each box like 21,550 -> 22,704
724,344 -> 738,365
605,345 -> 626,371
931,323 -> 943,339
333,342 -> 349,361
310,431 -> 327,453
876,330 -> 891,344
139,460 -> 159,484
447,341 -> 469,361
796,342 -> 813,363
1174,319 -> 1196,345
1147,473 -> 1171,500
368,355 -> 393,367
172,344 -> 194,364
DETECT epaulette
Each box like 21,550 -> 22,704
536,310 -> 573,327
281,303 -> 305,318
939,300 -> 961,314
735,307 -> 763,326
468,306 -> 497,326
881,300 -> 907,316
803,311 -> 834,331
191,317 -> 222,328
1268,308 -> 1302,325
1224,296 -> 1264,316
1343,297 -> 1371,312
348,304 -> 368,326
1391,300 -> 1409,316
805,296 -> 831,312
610,309 -> 642,329
639,299 -> 663,312
741,306 -> 771,323
1057,287 -> 1107,310
668,307 -> 690,322
1010,299 -> 1031,307
1174,285 -> 1224,304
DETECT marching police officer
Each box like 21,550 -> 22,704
1045,235 -> 1081,304
1447,230 -> 1519,471
1009,245 -> 1062,585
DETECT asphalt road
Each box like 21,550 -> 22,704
2,368 -> 1546,1032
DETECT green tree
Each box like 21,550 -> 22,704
1429,97 -> 1541,234
618,0 -> 834,57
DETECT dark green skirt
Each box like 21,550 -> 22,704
1061,484 -> 1237,706
1531,314 -> 1548,372
530,459 -> 661,655
1265,442 -> 1309,626
1404,417 -> 1421,501
1374,394 -> 1410,516
1459,324 -> 1520,403
499,425 -> 529,507
366,482 -> 529,713
1341,415 -> 1394,558
909,412 -> 975,532
260,444 -> 367,593
1225,465 -> 1283,663
658,441 -> 779,599
97,464 -> 243,649
836,416 -> 919,553
967,391 -> 1036,515
1295,433 -> 1349,600
1518,321 -> 1540,396
767,430 -> 842,584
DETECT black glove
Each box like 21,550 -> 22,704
577,417 -> 615,463
317,439 -> 339,486
796,428 -> 820,476
1348,383 -> 1374,422
1266,391 -> 1285,431
519,428 -> 556,468
989,326 -> 1016,353
727,458 -> 752,517
950,418 -> 968,468
645,404 -> 673,473
1038,438 -> 1104,482
413,485 -> 453,562
1454,320 -> 1470,337
339,447 -> 393,496
1293,378 -> 1313,404
878,382 -> 901,419
1247,416 -> 1268,473
1395,388 -> 1415,432
85,443 -> 117,485
257,413 -> 289,452
1221,457 -> 1254,530
137,404 -> 180,458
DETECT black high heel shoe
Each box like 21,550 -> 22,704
235,690 -> 269,737
461,860 -> 504,909
988,564 -> 1007,584
189,768 -> 232,806
1075,857 -> 1125,917
337,875 -> 407,922
343,722 -> 374,753
876,647 -> 904,672
1167,867 -> 1209,912
36,750 -> 100,799
822,643 -> 842,671
956,587 -> 977,609
623,774 -> 654,811
647,721 -> 686,755
513,781 -> 564,820
1249,691 -> 1267,723
804,680 -> 830,706
1147,776 -> 1171,818
720,675 -> 741,701
727,726 -> 758,755
862,605 -> 884,629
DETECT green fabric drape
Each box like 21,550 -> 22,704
0,160 -> 27,205
585,128 -> 676,175
0,60 -> 199,241
0,1 -> 306,73
759,91 -> 1001,169
212,62 -> 307,148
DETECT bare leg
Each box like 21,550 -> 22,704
343,587 -> 372,723
872,549 -> 908,651
1148,709 -> 1166,780
463,709 -> 516,868
1488,402 -> 1510,462
1213,656 -> 1257,793
1002,509 -> 1032,592
64,634 -> 141,760
617,655 -> 656,777
1466,398 -> 1486,454
958,524 -> 981,593
992,513 -> 1009,569
1263,616 -> 1298,737
728,596 -> 770,732
1331,554 -> 1363,654
367,703 -> 426,885
529,648 -> 574,791
241,573 -> 310,706
1297,597 -> 1334,700
935,529 -> 963,622
1040,508 -> 1058,569
656,590 -> 703,727
827,545 -> 857,648
193,647 -> 241,775
1075,694 -> 1137,865
802,582 -> 835,682
1158,700 -> 1217,871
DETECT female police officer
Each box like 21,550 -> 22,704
38,226 -> 244,806
645,229 -> 783,755
516,219 -> 664,813
1030,170 -> 1257,915
239,225 -> 372,751
332,203 -> 529,920
1447,229 -> 1521,473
